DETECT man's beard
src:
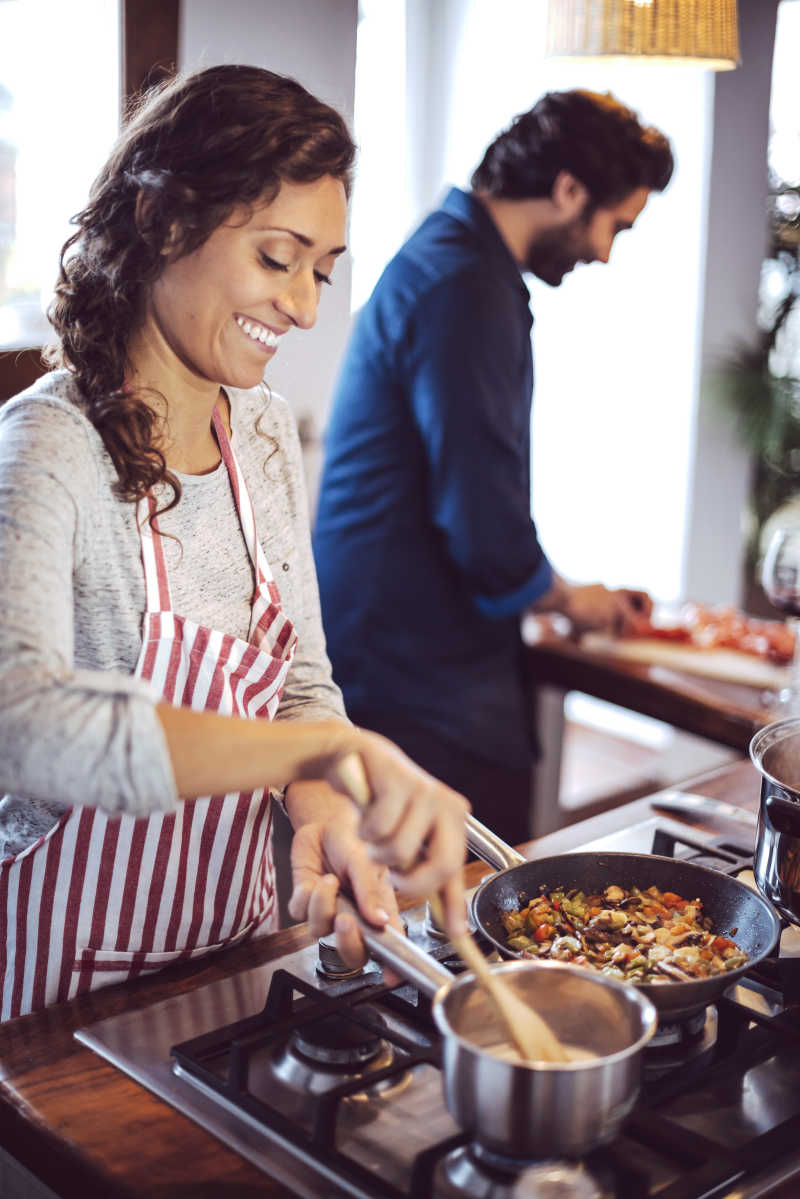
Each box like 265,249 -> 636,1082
524,211 -> 591,287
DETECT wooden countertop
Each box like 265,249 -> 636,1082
0,757 -> 763,1199
525,635 -> 773,753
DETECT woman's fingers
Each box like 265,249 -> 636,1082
357,759 -> 469,889
333,908 -> 370,970
364,789 -> 436,873
439,873 -> 469,937
305,871 -> 341,940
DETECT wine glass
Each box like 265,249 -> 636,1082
761,524 -> 800,714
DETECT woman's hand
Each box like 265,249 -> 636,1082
287,817 -> 405,971
330,729 -> 470,938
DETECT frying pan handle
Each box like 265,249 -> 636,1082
336,896 -> 453,998
466,814 -> 527,870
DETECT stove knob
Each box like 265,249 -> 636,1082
316,935 -> 367,980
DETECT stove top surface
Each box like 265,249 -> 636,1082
75,809 -> 800,1199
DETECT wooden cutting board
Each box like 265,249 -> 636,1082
581,632 -> 791,690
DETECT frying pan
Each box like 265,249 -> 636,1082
466,816 -> 781,1022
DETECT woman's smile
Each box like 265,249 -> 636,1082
234,314 -> 282,352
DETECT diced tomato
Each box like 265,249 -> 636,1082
712,936 -> 735,952
661,891 -> 684,908
534,924 -> 551,942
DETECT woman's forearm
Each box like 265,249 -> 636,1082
156,703 -> 358,799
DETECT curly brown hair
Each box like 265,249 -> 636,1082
45,64 -> 355,511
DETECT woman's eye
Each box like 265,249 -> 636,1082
314,271 -> 333,287
259,253 -> 289,272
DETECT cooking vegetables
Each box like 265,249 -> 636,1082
501,883 -> 748,983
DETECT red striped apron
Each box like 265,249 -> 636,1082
0,405 -> 297,1018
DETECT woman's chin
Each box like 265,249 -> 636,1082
221,362 -> 273,391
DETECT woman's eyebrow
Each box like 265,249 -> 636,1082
258,225 -> 347,255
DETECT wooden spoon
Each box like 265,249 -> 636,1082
331,752 -> 569,1064
427,894 -> 568,1063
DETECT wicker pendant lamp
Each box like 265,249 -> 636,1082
546,0 -> 740,70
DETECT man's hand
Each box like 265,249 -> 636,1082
560,582 -> 652,637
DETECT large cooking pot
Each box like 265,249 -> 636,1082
751,716 -> 800,924
466,816 -> 781,1023
348,907 -> 656,1158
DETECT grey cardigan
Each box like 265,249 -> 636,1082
0,371 -> 346,858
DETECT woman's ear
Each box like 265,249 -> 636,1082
551,170 -> 590,221
134,189 -> 180,256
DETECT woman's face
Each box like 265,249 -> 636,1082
144,174 -> 348,391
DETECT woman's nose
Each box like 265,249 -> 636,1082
276,271 -> 318,330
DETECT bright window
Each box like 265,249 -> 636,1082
0,0 -> 119,349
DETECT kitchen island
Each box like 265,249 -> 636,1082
0,756 -> 787,1199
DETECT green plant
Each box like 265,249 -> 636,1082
709,179 -> 800,573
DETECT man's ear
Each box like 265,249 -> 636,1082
551,170 -> 589,220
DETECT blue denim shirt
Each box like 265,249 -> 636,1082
314,188 -> 552,766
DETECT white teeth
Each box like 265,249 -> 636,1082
235,315 -> 278,348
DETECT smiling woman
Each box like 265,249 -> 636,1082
0,65 -> 469,1020
137,177 -> 348,417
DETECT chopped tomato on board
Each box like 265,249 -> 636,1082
624,602 -> 793,665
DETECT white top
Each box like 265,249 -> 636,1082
0,370 -> 346,858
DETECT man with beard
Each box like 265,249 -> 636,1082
313,90 -> 674,844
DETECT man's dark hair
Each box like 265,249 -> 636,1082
471,89 -> 673,207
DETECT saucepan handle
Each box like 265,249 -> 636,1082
336,896 -> 453,998
466,814 -> 528,870
764,793 -> 800,837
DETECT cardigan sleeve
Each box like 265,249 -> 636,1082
0,394 -> 179,820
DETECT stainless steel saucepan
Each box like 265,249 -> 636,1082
347,903 -> 657,1158
751,717 -> 800,924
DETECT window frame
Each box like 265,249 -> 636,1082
0,0 -> 180,400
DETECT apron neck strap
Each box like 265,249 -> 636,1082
212,403 -> 270,588
137,494 -> 173,612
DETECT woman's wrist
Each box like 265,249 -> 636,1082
284,778 -> 360,832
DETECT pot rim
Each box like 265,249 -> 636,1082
749,717 -> 800,792
432,958 -> 658,1071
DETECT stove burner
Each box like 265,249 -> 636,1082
268,1004 -> 414,1099
294,1007 -> 386,1067
643,1005 -> 718,1082
440,1144 -> 600,1198
650,1007 -> 707,1049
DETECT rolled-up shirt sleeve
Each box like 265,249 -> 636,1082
401,267 -> 552,619
0,398 -> 179,817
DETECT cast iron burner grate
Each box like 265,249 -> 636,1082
171,963 -> 800,1197
169,824 -> 800,1199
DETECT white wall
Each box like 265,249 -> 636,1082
354,0 -> 779,611
179,0 -> 358,448
390,0 -> 712,605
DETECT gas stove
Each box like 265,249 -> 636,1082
76,808 -> 800,1199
